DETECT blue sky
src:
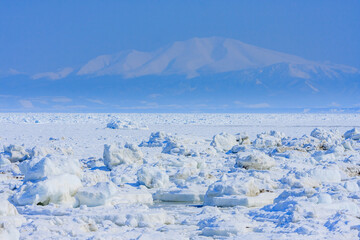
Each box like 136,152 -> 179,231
1,0 -> 360,73
0,1 -> 360,112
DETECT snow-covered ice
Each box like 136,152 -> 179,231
0,113 -> 360,239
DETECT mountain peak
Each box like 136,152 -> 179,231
27,37 -> 357,80
76,36 -> 358,79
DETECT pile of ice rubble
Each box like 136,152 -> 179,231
1,127 -> 360,238
106,119 -> 148,130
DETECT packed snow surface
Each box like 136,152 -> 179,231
0,113 -> 360,239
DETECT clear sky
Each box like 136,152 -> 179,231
1,0 -> 360,74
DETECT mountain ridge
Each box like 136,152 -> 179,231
1,37 -> 359,112
36,36 -> 358,80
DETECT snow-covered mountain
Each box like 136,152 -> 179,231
1,37 -> 359,112
75,37 -> 358,79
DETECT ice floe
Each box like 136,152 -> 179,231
0,113 -> 360,239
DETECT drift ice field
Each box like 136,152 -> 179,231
0,113 -> 359,239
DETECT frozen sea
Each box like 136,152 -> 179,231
0,113 -> 360,239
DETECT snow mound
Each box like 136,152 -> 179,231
13,173 -> 82,206
137,167 -> 170,188
210,132 -> 238,152
103,143 -> 143,169
236,151 -> 276,170
19,155 -> 82,181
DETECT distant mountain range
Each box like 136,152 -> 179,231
33,36 -> 359,80
0,37 -> 359,112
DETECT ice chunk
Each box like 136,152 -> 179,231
29,146 -> 73,158
283,135 -> 320,152
103,143 -> 143,169
236,151 -> 276,170
0,199 -> 26,237
76,182 -> 119,207
344,181 -> 359,192
342,140 -> 354,151
0,199 -> 19,217
3,144 -> 30,162
137,167 -> 170,188
139,131 -> 169,147
77,184 -> 153,206
309,165 -> 342,183
204,176 -> 276,207
310,128 -> 342,148
210,132 -> 237,152
118,210 -> 174,228
110,187 -> 153,205
281,174 -> 321,189
325,145 -> 345,156
0,224 -> 20,240
153,189 -> 204,203
252,130 -> 285,148
81,169 -> 110,186
19,155 -> 82,182
317,193 -> 332,204
205,192 -> 276,208
0,156 -> 11,166
13,173 -> 82,206
199,217 -> 252,237
106,120 -> 148,130
161,137 -> 193,156
174,167 -> 199,180
344,128 -> 360,140
235,133 -> 251,145
231,145 -> 247,153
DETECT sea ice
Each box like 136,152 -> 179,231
13,173 -> 82,206
0,113 -> 359,239
137,166 -> 170,189
19,155 -> 82,181
103,143 -> 143,169
210,132 -> 238,152
236,151 -> 276,170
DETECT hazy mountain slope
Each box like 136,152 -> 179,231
76,37 -> 358,79
1,37 -> 359,112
